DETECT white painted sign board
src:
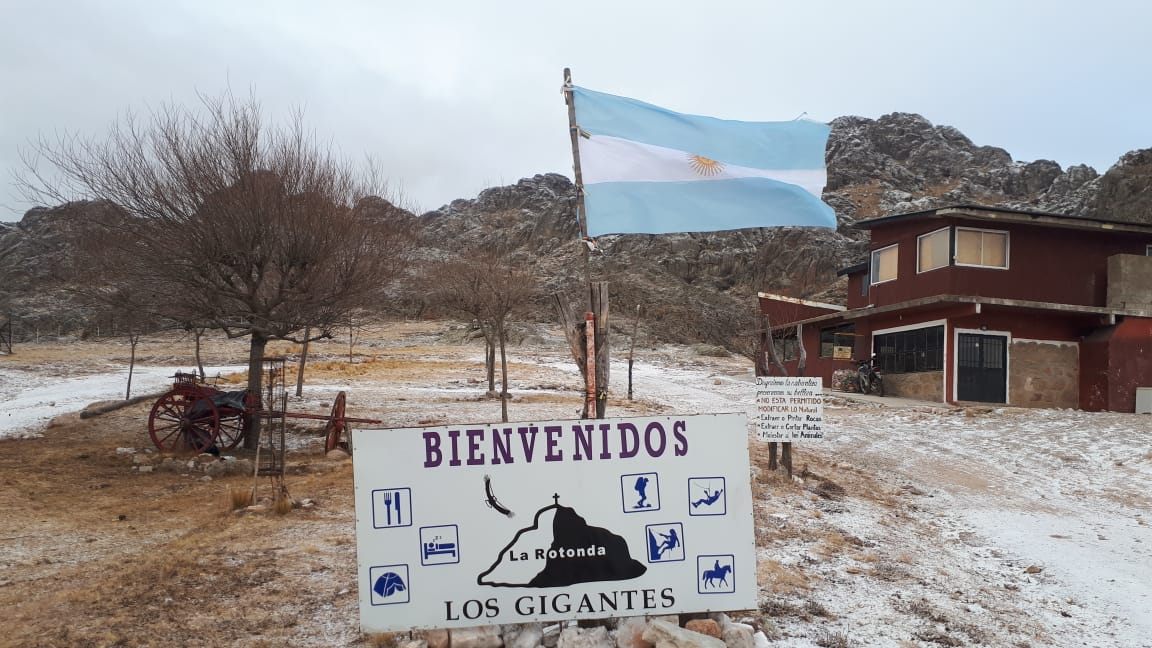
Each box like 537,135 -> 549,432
353,413 -> 755,632
754,376 -> 825,442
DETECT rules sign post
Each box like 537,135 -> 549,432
754,376 -> 825,442
352,413 -> 756,631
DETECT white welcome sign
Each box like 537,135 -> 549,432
352,413 -> 756,631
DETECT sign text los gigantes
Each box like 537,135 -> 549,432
353,413 -> 756,631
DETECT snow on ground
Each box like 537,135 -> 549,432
2,332 -> 1150,646
0,364 -> 244,439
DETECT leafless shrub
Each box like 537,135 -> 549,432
805,599 -> 834,618
759,596 -> 804,617
814,628 -> 854,648
950,621 -> 992,645
913,629 -> 963,646
870,560 -> 912,582
19,91 -> 417,446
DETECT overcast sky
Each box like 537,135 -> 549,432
3,0 -> 1150,218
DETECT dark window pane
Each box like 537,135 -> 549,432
872,325 -> 944,375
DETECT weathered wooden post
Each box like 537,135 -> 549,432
628,304 -> 641,400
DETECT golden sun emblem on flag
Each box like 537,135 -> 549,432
688,154 -> 724,176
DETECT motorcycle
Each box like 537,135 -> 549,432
856,357 -> 885,396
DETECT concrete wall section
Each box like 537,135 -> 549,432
1009,340 -> 1079,408
884,371 -> 945,401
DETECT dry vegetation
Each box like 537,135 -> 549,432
1,321 -> 1123,647
0,322 -> 688,646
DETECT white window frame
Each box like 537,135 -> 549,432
1146,244 -> 1152,256
872,319 -> 949,398
916,227 -> 951,274
870,243 -> 899,285
954,227 -> 1009,270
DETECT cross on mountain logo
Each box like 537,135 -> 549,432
477,494 -> 646,588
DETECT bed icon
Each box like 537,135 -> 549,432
419,524 -> 460,565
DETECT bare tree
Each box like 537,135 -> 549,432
19,92 -> 415,447
424,247 -> 539,422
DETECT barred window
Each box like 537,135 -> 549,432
873,325 -> 945,374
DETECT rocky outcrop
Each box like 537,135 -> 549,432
824,112 -> 1104,221
5,116 -> 1149,347
1084,148 -> 1152,224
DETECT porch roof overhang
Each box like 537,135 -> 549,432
767,294 -> 1152,330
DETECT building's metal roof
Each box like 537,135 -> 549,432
854,204 -> 1152,234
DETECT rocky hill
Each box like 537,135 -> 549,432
3,112 -> 1150,346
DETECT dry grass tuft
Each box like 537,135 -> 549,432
812,530 -> 851,558
758,559 -> 810,593
814,628 -> 853,647
228,487 -> 254,510
273,493 -> 294,515
805,599 -> 834,618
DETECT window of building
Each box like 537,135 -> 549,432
870,244 -> 898,284
955,228 -> 1008,268
819,323 -> 856,358
769,331 -> 798,363
873,325 -> 945,374
917,228 -> 950,273
1146,244 -> 1152,256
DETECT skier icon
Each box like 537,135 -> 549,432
634,475 -> 651,509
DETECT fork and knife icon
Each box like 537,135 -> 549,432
383,490 -> 403,525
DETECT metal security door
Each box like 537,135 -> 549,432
956,333 -> 1007,403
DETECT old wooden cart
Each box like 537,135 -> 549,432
147,364 -> 378,456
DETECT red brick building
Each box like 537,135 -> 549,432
760,205 -> 1152,412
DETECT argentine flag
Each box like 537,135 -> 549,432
571,86 -> 836,236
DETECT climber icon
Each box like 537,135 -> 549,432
688,477 -> 726,516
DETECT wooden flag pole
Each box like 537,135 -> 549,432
562,67 -> 590,241
584,312 -> 597,415
562,69 -> 611,419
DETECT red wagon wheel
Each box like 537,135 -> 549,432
324,391 -> 349,454
149,392 -> 221,454
213,391 -> 258,452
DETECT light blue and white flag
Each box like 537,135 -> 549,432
571,86 -> 836,236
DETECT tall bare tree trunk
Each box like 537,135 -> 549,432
244,332 -> 268,449
486,340 -> 496,393
125,332 -> 140,399
193,328 -> 206,380
295,327 -> 310,397
498,328 -> 509,423
783,323 -> 806,478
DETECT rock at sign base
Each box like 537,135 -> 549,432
642,620 -> 725,648
423,629 -> 449,648
452,626 -> 503,648
683,620 -> 721,638
558,626 -> 611,648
